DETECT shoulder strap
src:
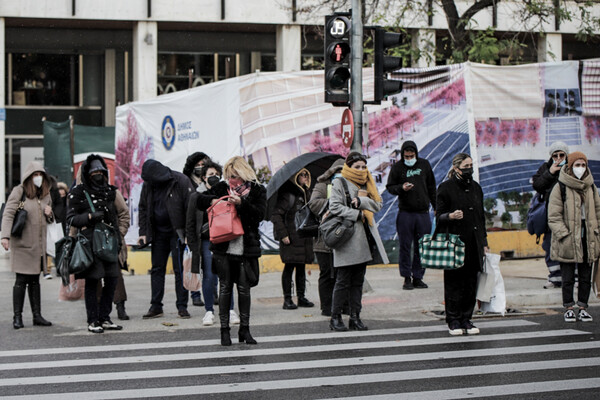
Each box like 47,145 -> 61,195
339,178 -> 352,206
83,190 -> 96,213
559,182 -> 566,203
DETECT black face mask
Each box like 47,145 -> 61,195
193,167 -> 203,177
207,176 -> 221,187
459,167 -> 473,180
91,174 -> 106,185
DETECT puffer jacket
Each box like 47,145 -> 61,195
548,167 -> 600,263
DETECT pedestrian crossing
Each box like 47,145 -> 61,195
1,318 -> 599,399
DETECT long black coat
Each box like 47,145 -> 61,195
271,184 -> 314,264
532,158 -> 560,201
196,181 -> 266,259
436,175 -> 488,271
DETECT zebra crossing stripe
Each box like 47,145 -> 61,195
3,357 -> 600,399
0,328 -> 587,371
0,319 -> 538,358
2,338 -> 600,387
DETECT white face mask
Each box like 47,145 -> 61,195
32,176 -> 43,188
573,166 -> 586,179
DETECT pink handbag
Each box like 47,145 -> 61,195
207,196 -> 244,244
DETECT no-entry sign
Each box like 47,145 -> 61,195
341,108 -> 354,148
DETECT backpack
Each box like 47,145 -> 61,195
526,192 -> 547,244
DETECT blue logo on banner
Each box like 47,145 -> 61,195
161,116 -> 176,150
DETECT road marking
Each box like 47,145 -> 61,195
0,328 -> 585,371
4,358 -> 600,399
0,319 -> 538,358
2,339 -> 600,387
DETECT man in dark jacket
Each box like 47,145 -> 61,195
138,159 -> 194,319
386,141 -> 436,290
532,141 -> 569,289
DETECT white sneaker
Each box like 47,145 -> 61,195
578,309 -> 593,322
230,309 -> 240,325
43,274 -> 53,280
564,309 -> 576,322
202,311 -> 215,326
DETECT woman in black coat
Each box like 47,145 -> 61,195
271,168 -> 315,310
436,153 -> 488,336
67,154 -> 123,334
196,156 -> 266,346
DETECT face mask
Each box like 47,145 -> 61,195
459,167 -> 473,180
193,167 -> 203,177
32,176 -> 43,188
228,177 -> 244,189
404,158 -> 417,167
573,166 -> 586,179
91,174 -> 105,185
558,160 -> 566,166
207,176 -> 220,187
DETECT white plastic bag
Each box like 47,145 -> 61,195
182,246 -> 201,291
46,221 -> 64,258
476,253 -> 500,302
479,253 -> 506,315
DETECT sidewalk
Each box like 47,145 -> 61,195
0,253 -> 597,334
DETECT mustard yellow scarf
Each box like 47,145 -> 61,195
341,164 -> 381,226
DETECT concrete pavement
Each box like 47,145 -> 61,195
0,252 -> 598,335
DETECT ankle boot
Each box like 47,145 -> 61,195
116,301 -> 129,320
13,285 -> 26,329
329,314 -> 348,332
220,327 -> 232,346
28,283 -> 52,326
349,313 -> 368,331
238,325 -> 257,344
283,297 -> 298,310
297,297 -> 314,308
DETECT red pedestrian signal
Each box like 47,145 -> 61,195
324,14 -> 351,106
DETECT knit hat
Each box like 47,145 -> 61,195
567,151 -> 587,170
548,141 -> 569,157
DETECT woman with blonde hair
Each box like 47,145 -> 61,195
196,156 -> 267,345
1,161 -> 54,329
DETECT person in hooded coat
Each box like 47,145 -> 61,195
138,159 -> 194,320
548,151 -> 600,323
271,168 -> 315,310
67,154 -> 124,333
2,161 -> 54,329
386,140 -> 436,290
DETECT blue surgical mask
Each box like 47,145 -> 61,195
558,160 -> 566,166
404,158 -> 417,167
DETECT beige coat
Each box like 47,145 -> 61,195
548,167 -> 600,264
1,161 -> 53,275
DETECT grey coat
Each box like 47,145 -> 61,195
329,177 -> 389,267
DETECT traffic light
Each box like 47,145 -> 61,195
324,14 -> 351,106
374,27 -> 403,103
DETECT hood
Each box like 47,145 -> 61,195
400,141 -> 419,160
142,159 -> 173,185
558,166 -> 594,191
80,154 -> 109,187
182,152 -> 209,178
21,161 -> 46,184
317,158 -> 345,183
292,168 -> 311,191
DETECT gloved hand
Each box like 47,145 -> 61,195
90,211 -> 104,222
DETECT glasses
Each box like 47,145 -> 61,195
299,173 -> 308,178
552,152 -> 566,159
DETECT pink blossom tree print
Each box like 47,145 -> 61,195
512,120 -> 527,146
526,119 -> 540,146
475,121 -> 484,145
483,120 -> 497,146
498,120 -> 512,147
115,110 -> 153,199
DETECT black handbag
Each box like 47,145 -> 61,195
84,191 -> 119,262
69,232 -> 94,274
55,235 -> 76,286
10,192 -> 28,238
319,178 -> 355,249
244,258 -> 260,287
294,204 -> 320,238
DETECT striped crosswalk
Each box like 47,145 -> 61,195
1,318 -> 599,399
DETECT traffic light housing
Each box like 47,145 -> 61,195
324,14 -> 351,106
374,27 -> 403,103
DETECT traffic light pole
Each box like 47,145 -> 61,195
350,0 -> 363,152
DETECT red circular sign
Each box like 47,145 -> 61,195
341,108 -> 354,148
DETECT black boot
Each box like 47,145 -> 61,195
28,282 -> 52,326
349,313 -> 368,331
13,285 -> 26,329
282,271 -> 297,309
220,327 -> 232,346
238,325 -> 258,344
116,301 -> 129,321
329,314 -> 348,331
283,297 -> 298,310
298,297 -> 315,308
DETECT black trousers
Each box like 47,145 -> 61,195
213,254 -> 252,328
332,263 -> 367,315
444,241 -> 479,325
561,222 -> 592,308
281,263 -> 307,298
150,231 -> 188,311
85,276 -> 117,324
315,252 -> 335,313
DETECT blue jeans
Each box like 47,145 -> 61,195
542,231 -> 561,284
396,211 -> 431,280
200,240 -> 218,312
150,231 -> 188,311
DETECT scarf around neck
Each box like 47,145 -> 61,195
341,164 -> 381,226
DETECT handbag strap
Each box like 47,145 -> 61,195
83,190 -> 96,213
339,178 -> 353,207
17,188 -> 26,210
207,196 -> 231,213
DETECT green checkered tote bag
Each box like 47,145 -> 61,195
418,232 -> 465,270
